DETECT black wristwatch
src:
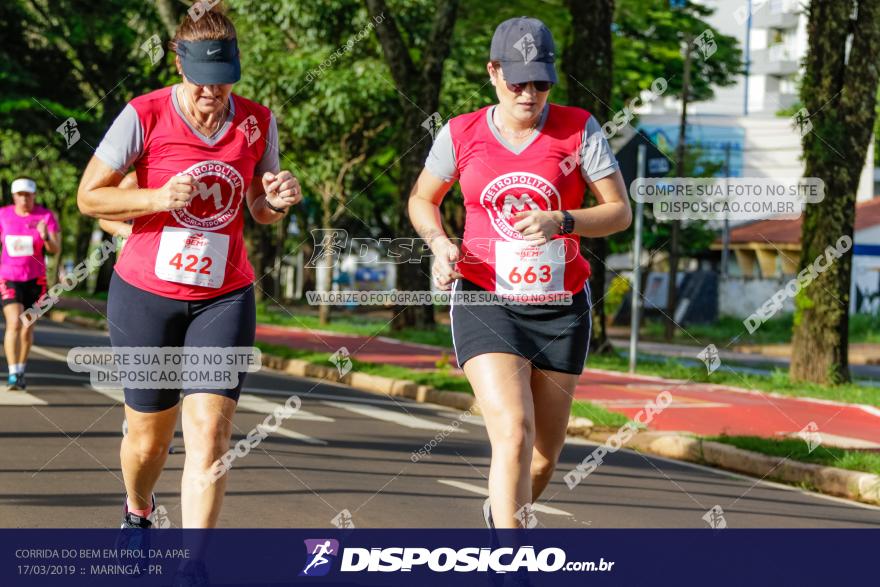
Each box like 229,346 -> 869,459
560,210 -> 575,234
265,197 -> 288,214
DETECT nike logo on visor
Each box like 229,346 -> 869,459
207,48 -> 221,56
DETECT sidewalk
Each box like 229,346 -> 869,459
55,297 -> 880,448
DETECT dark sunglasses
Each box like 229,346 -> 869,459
505,80 -> 553,93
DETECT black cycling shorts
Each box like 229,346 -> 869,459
449,278 -> 592,375
0,276 -> 47,309
107,271 -> 256,413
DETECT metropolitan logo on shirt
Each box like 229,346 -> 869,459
172,160 -> 245,231
480,172 -> 561,240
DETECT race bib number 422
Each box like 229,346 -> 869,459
154,226 -> 228,288
494,239 -> 566,297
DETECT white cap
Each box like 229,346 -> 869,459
11,178 -> 37,194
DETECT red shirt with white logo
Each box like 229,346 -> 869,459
447,104 -> 596,299
99,87 -> 274,300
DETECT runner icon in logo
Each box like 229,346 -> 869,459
300,539 -> 339,577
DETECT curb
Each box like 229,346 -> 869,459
585,430 -> 880,506
46,311 -> 880,506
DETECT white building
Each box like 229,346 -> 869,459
638,0 -> 874,200
614,1 -> 879,320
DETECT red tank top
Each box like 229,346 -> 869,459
114,87 -> 270,300
450,104 -> 592,300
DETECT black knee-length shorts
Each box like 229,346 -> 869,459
449,278 -> 592,375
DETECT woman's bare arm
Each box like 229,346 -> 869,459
77,156 -> 194,220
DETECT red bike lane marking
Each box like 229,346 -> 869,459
255,325 -> 880,443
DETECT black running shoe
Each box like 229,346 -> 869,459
117,493 -> 156,570
121,494 -> 156,529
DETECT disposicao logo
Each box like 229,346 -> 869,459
300,539 -> 339,577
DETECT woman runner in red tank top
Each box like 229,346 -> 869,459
410,17 -> 631,529
77,6 -> 301,543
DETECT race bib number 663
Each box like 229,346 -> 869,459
495,239 -> 566,297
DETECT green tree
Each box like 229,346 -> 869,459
364,0 -> 460,330
230,0 -> 399,317
0,0 -> 168,287
613,0 -> 742,340
790,0 -> 880,384
612,0 -> 743,108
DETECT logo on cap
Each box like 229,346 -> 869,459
514,33 -> 538,64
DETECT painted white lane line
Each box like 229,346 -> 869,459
0,371 -> 90,405
437,480 -> 571,516
27,352 -> 459,416
245,385 -> 458,412
84,389 -> 328,445
259,426 -> 327,446
89,386 -> 125,403
237,394 -> 329,445
238,394 -> 334,422
322,400 -> 465,432
564,436 -> 595,446
0,391 -> 46,405
4,373 -> 90,382
30,346 -> 69,362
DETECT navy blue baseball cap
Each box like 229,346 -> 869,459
490,17 -> 558,85
176,39 -> 241,85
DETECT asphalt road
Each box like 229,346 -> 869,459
1,320 -> 879,529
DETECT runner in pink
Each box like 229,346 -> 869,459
0,178 -> 60,390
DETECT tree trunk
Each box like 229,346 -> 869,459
365,0 -> 459,330
666,34 -> 693,342
244,214 -> 276,303
318,205 -> 333,326
152,0 -> 182,38
391,107 -> 437,329
790,0 -> 880,384
564,0 -> 615,354
74,215 -> 93,263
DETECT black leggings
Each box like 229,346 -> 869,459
107,272 -> 256,412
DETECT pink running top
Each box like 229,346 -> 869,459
0,204 -> 59,281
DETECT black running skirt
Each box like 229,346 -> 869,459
449,278 -> 592,375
